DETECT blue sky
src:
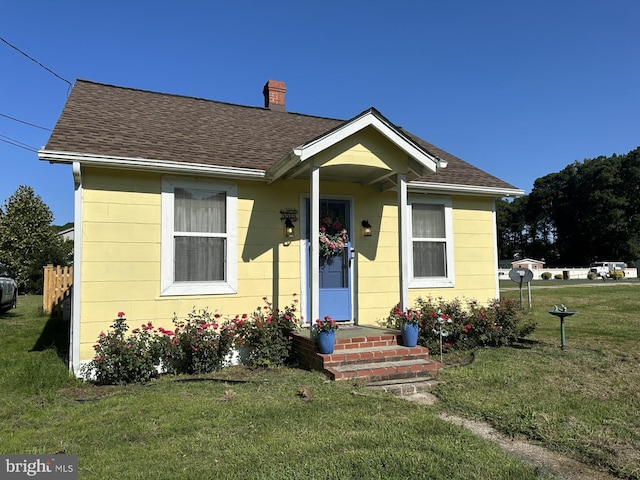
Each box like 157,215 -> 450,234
2,0 -> 638,225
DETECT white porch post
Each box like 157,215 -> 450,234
397,173 -> 409,311
310,165 -> 320,337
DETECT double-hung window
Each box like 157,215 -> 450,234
408,198 -> 454,288
161,177 -> 237,295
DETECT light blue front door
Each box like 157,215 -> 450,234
306,199 -> 352,322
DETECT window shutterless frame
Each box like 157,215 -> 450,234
407,197 -> 454,288
161,177 -> 237,296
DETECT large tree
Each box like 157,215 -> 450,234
497,147 -> 640,266
496,196 -> 527,260
0,185 -> 70,293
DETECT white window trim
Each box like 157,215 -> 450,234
408,196 -> 454,288
161,176 -> 237,296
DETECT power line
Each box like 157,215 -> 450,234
0,134 -> 39,153
0,112 -> 52,131
1,36 -> 72,88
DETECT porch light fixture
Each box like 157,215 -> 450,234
280,209 -> 298,239
361,220 -> 372,237
284,218 -> 295,237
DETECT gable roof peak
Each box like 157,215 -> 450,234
41,79 -> 523,196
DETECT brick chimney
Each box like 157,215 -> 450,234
263,80 -> 286,112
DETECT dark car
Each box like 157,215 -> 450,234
0,263 -> 17,311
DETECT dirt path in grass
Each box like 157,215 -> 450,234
403,393 -> 617,480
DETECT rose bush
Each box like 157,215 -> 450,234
230,295 -> 300,367
82,312 -> 163,385
382,296 -> 536,354
161,308 -> 235,375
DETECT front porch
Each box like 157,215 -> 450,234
292,326 -> 442,387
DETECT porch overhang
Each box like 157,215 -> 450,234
266,108 -> 447,191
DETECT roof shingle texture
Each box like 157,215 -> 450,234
45,80 -> 517,190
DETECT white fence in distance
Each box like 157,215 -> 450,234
499,267 -> 638,280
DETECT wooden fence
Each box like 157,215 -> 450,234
43,264 -> 73,314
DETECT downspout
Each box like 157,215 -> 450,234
492,199 -> 500,299
70,162 -> 83,375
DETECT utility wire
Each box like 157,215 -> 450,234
0,134 -> 39,153
0,112 -> 52,131
1,36 -> 73,88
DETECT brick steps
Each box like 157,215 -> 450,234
325,357 -> 440,381
292,330 -> 441,385
320,345 -> 431,368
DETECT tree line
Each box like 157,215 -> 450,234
497,147 -> 640,266
0,185 -> 73,294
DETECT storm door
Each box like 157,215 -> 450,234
305,198 -> 353,322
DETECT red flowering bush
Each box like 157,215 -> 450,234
163,308 -> 235,374
385,305 -> 421,326
229,295 -> 300,367
82,312 -> 163,385
383,296 -> 536,354
84,295 -> 304,383
472,298 -> 536,347
419,297 -> 535,352
84,309 -> 236,384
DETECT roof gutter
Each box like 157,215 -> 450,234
408,181 -> 524,197
265,150 -> 301,184
38,150 -> 267,180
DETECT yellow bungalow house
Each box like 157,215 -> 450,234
39,79 -> 523,375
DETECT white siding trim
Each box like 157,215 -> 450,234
294,114 -> 438,171
492,201 -> 500,299
70,162 -> 83,375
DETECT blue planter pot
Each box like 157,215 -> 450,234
317,330 -> 336,354
402,322 -> 419,347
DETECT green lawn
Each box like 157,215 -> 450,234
436,283 -> 640,479
0,296 -> 547,479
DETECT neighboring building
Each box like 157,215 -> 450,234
57,226 -> 74,242
511,258 -> 545,271
38,79 -> 523,374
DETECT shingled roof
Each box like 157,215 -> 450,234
42,79 -> 519,193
